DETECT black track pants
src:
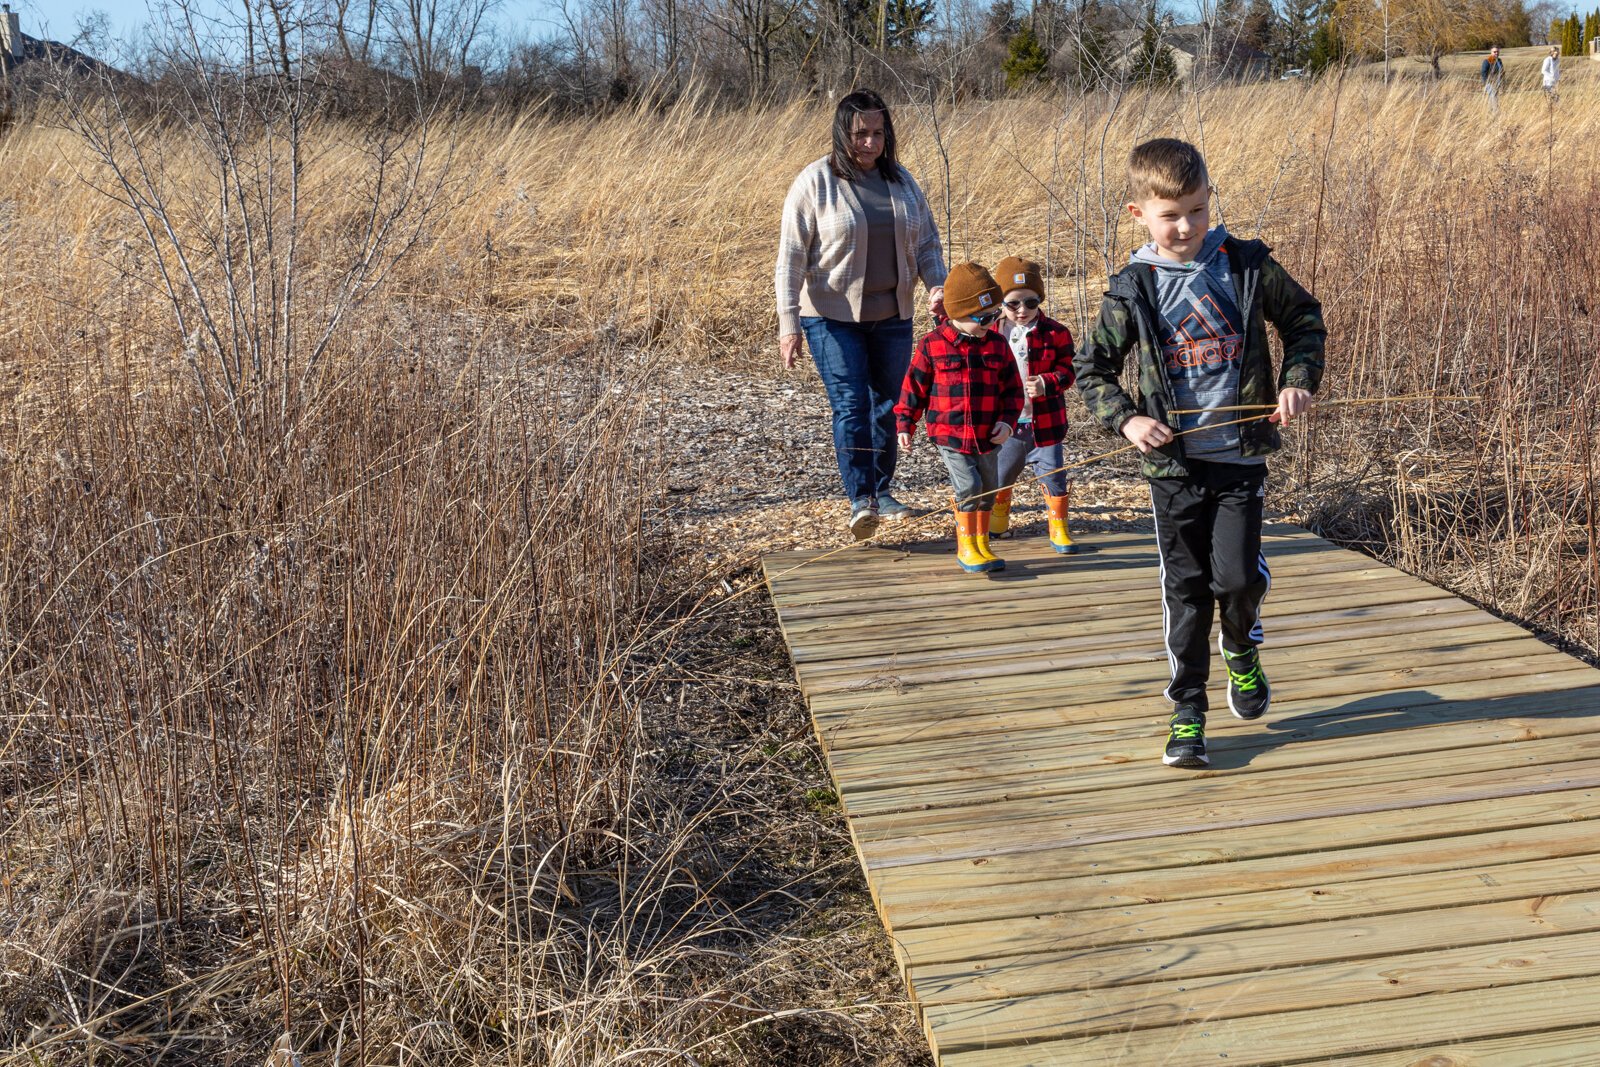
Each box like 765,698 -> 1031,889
1149,460 -> 1271,710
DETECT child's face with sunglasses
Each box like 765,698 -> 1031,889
952,307 -> 1004,335
1002,289 -> 1042,327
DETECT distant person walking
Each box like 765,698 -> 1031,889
1482,46 -> 1505,110
776,89 -> 949,541
1543,45 -> 1561,100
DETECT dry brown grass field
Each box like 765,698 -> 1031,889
2,67 -> 1599,1065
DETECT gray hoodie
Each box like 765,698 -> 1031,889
1130,226 -> 1261,464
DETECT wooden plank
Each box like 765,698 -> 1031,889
881,815 -> 1600,930
787,596 -> 1484,666
800,618 -> 1525,696
1319,1025 -> 1600,1066
911,890 -> 1600,1006
830,683 -> 1600,806
937,975 -> 1600,1067
812,659 -> 1600,751
817,663 -> 1600,752
770,553 -> 1391,618
819,662 -> 1600,755
896,851 -> 1600,968
839,722 -> 1600,825
796,614 -> 1512,686
780,575 -> 1441,642
858,757 -> 1600,869
809,666 -> 1600,751
804,639 -> 1574,718
870,786 -> 1599,901
760,524 -> 1330,591
807,653 -> 1589,730
800,630 -> 1574,713
926,928 -> 1600,1051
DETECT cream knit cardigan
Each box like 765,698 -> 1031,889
774,156 -> 948,338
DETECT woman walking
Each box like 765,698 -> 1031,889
775,89 -> 948,540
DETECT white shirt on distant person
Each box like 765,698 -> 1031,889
1543,54 -> 1560,89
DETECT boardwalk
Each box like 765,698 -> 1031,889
763,523 -> 1600,1066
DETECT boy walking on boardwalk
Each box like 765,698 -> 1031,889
1074,138 -> 1326,768
896,262 -> 1024,574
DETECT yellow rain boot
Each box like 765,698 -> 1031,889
989,487 -> 1014,537
1046,490 -> 1078,554
975,510 -> 1006,571
955,511 -> 993,573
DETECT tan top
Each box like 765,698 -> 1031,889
774,157 -> 947,337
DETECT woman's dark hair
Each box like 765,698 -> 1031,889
829,89 -> 900,183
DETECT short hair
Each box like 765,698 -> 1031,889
1128,138 -> 1209,202
829,89 -> 901,184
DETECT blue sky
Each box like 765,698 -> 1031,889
14,0 -> 566,59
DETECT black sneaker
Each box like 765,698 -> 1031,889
1221,641 -> 1271,720
1163,704 -> 1209,768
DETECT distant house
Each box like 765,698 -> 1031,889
1115,21 -> 1273,84
0,3 -> 126,91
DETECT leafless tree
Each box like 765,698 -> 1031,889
60,0 -> 466,450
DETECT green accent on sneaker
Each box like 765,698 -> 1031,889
1169,720 -> 1204,740
1223,649 -> 1266,693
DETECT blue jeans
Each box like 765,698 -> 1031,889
996,422 -> 1068,497
801,315 -> 914,506
938,446 -> 1000,512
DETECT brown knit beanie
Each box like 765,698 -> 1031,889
942,262 -> 1003,321
995,256 -> 1045,299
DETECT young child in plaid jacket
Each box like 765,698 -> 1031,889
895,262 -> 1024,574
991,256 -> 1079,554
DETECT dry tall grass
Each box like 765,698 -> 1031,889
3,65 -> 1600,1065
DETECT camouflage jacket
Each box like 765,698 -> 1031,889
1073,238 -> 1326,479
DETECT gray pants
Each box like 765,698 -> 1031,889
996,422 -> 1068,497
938,446 -> 1000,513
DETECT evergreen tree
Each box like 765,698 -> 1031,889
1565,11 -> 1583,54
1209,0 -> 1246,78
985,0 -> 1021,40
881,0 -> 937,49
1241,0 -> 1277,56
1306,3 -> 1345,70
1585,8 -> 1599,51
1003,22 -> 1051,87
1131,1 -> 1178,84
1277,0 -> 1323,68
1063,0 -> 1114,88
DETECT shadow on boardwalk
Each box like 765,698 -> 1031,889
1207,685 -> 1600,771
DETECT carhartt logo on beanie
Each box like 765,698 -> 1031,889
995,256 -> 1044,298
943,262 -> 1003,321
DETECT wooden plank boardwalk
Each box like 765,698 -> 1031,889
762,522 -> 1600,1066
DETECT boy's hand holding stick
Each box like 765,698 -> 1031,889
1122,387 -> 1310,454
1271,387 -> 1312,425
1120,415 -> 1175,454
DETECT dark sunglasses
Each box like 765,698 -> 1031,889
1005,297 -> 1042,310
969,309 -> 1003,326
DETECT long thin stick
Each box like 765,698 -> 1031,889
1169,393 -> 1480,416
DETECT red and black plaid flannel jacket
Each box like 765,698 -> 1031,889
1017,314 -> 1076,447
895,323 -> 1025,455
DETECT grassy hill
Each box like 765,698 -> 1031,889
1355,43 -> 1591,88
